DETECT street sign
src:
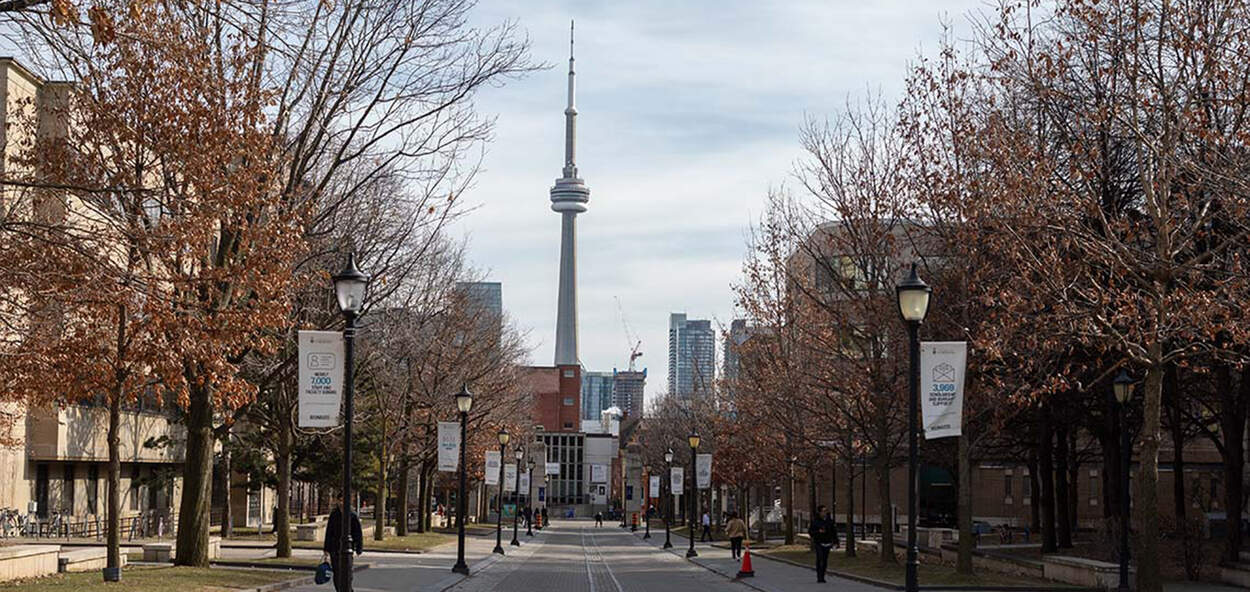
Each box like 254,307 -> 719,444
649,475 -> 660,497
503,463 -> 517,492
519,472 -> 530,494
696,454 -> 712,489
297,331 -> 343,427
437,422 -> 460,472
545,462 -> 560,476
485,451 -> 501,485
591,464 -> 607,483
920,341 -> 967,439
671,467 -> 684,495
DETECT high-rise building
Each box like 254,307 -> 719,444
550,21 -> 589,368
612,369 -> 646,418
455,281 -> 502,338
667,313 -> 715,398
723,319 -> 751,381
580,371 -> 614,421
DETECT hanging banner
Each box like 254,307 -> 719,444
545,462 -> 560,476
920,341 -> 967,440
485,451 -> 501,485
696,454 -> 712,489
297,331 -> 344,427
437,422 -> 460,472
503,463 -> 517,492
519,472 -> 530,494
591,464 -> 608,483
649,475 -> 660,497
671,467 -> 684,495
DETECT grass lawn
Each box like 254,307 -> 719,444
294,531 -> 453,553
0,566 -> 300,591
215,557 -> 324,569
758,545 -> 1075,587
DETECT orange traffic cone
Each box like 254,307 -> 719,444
737,543 -> 755,578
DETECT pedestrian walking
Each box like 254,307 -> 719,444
595,511 -> 603,527
808,505 -> 837,583
541,507 -> 548,527
700,510 -> 712,542
725,511 -> 747,560
523,506 -> 532,529
323,495 -> 363,592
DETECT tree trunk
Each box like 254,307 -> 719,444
808,467 -> 817,528
422,464 -> 434,532
396,455 -> 409,537
756,483 -> 766,543
1167,364 -> 1185,524
106,384 -> 122,576
174,384 -> 214,567
1133,356 -> 1165,592
275,417 -> 292,557
1028,453 -> 1041,532
1069,430 -> 1079,535
222,436 -> 232,539
1220,363 -> 1247,564
784,466 -> 795,545
1056,424 -> 1072,548
845,456 -> 856,557
1040,405 -> 1057,553
374,448 -> 387,541
877,453 -> 895,564
957,435 -> 973,573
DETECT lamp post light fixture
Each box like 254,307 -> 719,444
896,262 -> 930,592
664,447 -> 674,549
493,429 -> 510,555
687,432 -> 701,559
526,459 -> 536,536
643,464 -> 652,539
511,446 -> 523,546
452,386 -> 473,575
1113,369 -> 1134,592
332,253 -> 369,592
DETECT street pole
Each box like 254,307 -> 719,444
526,464 -> 535,537
450,392 -> 470,574
340,312 -> 357,592
896,263 -> 930,592
643,466 -> 652,539
1119,399 -> 1131,592
511,455 -> 521,546
905,318 -> 920,592
664,461 -> 673,549
494,439 -> 506,555
687,445 -> 698,558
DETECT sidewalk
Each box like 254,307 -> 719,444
633,529 -> 883,592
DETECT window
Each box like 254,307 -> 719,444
563,422 -> 573,429
1022,469 -> 1032,504
35,464 -> 49,518
87,465 -> 99,515
1089,470 -> 1100,506
1004,471 -> 1013,497
562,397 -> 574,406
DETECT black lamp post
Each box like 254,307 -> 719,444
896,262 -> 931,592
526,459 -> 536,536
1113,369 -> 1134,592
493,429 -> 509,555
511,446 -> 523,546
452,386 -> 473,575
540,474 -> 550,530
664,448 -> 674,549
687,432 -> 701,558
643,464 -> 652,540
332,253 -> 369,592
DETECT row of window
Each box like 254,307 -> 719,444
33,463 -> 169,518
997,467 -> 1221,509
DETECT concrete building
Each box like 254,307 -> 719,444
667,313 -> 715,398
580,371 -> 613,422
611,369 -> 646,418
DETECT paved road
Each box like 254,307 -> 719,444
449,522 -> 751,592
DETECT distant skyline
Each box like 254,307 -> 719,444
452,1 -> 988,406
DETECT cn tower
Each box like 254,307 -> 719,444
551,21 -> 589,366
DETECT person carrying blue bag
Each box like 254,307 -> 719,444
322,494 -> 363,590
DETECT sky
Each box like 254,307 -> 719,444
455,0 -> 989,406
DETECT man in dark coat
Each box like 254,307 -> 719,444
808,505 -> 839,583
324,495 -> 363,592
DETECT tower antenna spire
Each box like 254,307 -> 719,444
550,18 -> 590,367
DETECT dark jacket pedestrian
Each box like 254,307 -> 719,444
809,506 -> 837,583
541,507 -> 548,525
594,511 -> 603,526
325,504 -> 364,592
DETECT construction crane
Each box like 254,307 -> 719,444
614,296 -> 644,371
